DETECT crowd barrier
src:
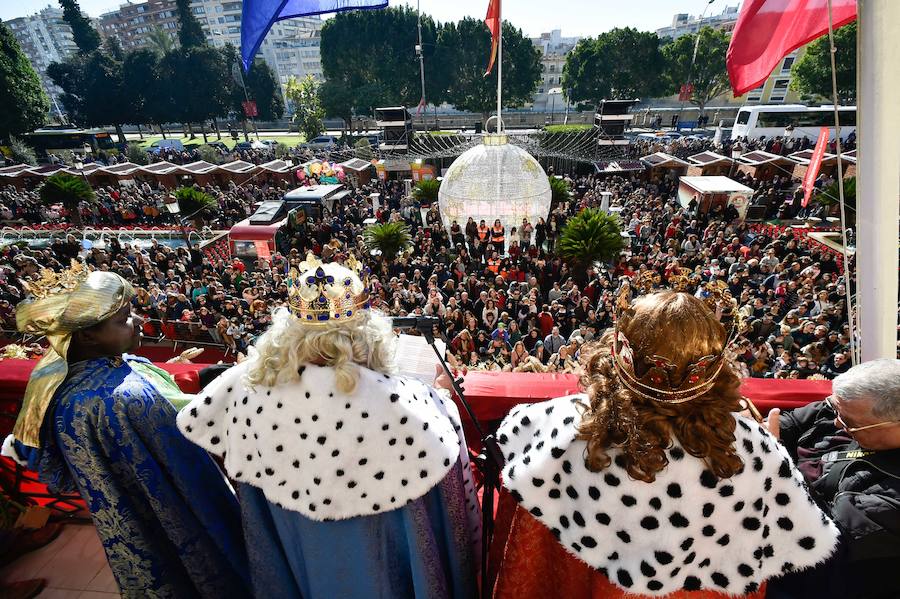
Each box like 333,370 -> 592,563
0,357 -> 831,520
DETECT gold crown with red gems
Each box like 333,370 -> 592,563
611,276 -> 747,404
286,254 -> 371,324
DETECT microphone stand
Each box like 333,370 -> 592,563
417,321 -> 504,599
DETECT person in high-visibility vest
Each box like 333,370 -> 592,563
490,219 -> 505,252
477,220 -> 490,243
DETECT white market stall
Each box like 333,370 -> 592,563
677,176 -> 754,220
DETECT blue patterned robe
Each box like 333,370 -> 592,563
22,355 -> 251,599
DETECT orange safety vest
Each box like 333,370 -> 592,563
478,225 -> 490,241
491,226 -> 505,244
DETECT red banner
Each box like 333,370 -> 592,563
802,126 -> 830,207
483,0 -> 500,76
678,83 -> 694,101
253,240 -> 271,261
242,100 -> 258,118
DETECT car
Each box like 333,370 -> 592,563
205,141 -> 229,151
300,135 -> 339,150
148,139 -> 184,154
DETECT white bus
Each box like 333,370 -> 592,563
732,104 -> 856,141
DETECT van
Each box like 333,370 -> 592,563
148,139 -> 184,154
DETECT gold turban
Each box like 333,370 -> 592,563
14,264 -> 134,447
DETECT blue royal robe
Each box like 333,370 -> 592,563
239,462 -> 478,599
17,355 -> 251,599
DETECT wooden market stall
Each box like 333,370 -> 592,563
677,175 -> 755,220
686,151 -> 734,177
734,150 -> 794,181
640,152 -> 689,180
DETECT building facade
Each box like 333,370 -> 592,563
654,5 -> 805,110
97,0 -> 180,51
655,5 -> 740,40
530,29 -> 580,113
96,0 -> 324,103
6,6 -> 77,116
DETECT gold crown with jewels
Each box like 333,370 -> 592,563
21,260 -> 89,300
286,253 -> 371,324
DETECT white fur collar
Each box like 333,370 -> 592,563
497,395 -> 840,597
177,362 -> 461,522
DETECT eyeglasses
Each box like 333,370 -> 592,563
824,396 -> 900,433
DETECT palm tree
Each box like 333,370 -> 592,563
548,176 -> 571,208
174,186 -> 217,228
147,26 -> 175,55
557,208 -> 626,283
412,179 -> 441,206
363,222 -> 412,262
815,176 -> 856,226
39,172 -> 94,228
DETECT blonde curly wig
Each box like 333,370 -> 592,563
244,307 -> 397,394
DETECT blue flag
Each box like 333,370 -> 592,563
241,0 -> 388,70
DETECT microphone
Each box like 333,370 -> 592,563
390,315 -> 441,331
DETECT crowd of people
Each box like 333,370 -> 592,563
0,133 -> 856,379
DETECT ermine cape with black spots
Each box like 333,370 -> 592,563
497,395 -> 840,597
177,361 -> 479,523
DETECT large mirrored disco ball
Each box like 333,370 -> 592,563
438,134 -> 552,237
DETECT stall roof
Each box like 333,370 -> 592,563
738,150 -> 790,166
141,161 -> 181,174
0,164 -> 33,177
101,161 -> 142,175
340,158 -> 372,172
787,149 -> 838,165
27,164 -> 69,176
219,160 -> 258,174
640,152 -> 690,168
841,149 -> 857,163
679,176 -> 754,194
179,160 -> 219,174
688,151 -> 732,166
593,160 -> 646,173
258,159 -> 291,173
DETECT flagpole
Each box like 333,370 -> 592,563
496,0 -> 502,133
825,0 -> 857,365
856,0 -> 900,361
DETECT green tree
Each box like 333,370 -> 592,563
166,46 -> 230,139
354,138 -> 374,160
363,222 -> 412,262
126,144 -> 149,165
0,22 -> 49,141
320,7 -> 439,124
242,59 -> 285,121
58,0 -> 101,54
147,26 -> 176,54
40,172 -> 95,227
8,136 -> 37,165
661,27 -> 731,112
122,48 -> 174,138
285,75 -> 324,141
175,0 -> 206,49
175,186 -> 217,227
412,179 -> 440,204
791,21 -> 856,104
563,28 -> 666,106
548,176 -> 571,209
557,208 -> 625,283
437,18 -> 541,117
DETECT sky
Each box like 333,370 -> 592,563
1,0 -> 739,37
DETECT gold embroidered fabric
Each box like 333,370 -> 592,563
13,270 -> 134,447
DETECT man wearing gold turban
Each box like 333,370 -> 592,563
3,262 -> 250,598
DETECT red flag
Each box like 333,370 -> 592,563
726,0 -> 857,97
802,127 -> 830,207
483,0 -> 501,77
416,96 -> 426,116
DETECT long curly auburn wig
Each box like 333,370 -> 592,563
577,291 -> 744,483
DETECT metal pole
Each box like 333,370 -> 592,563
825,0 -> 856,365
856,0 -> 900,361
416,0 -> 428,129
496,0 -> 502,133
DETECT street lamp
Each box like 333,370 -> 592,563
164,195 -> 192,249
